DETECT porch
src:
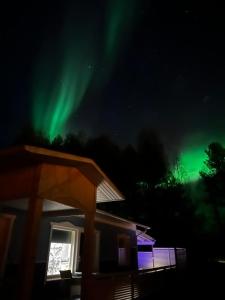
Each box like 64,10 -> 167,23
0,145 -> 124,300
0,145 -> 186,300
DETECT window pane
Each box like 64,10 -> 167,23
51,229 -> 72,244
47,229 -> 73,276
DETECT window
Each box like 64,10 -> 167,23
47,229 -> 75,276
46,222 -> 100,278
47,223 -> 81,278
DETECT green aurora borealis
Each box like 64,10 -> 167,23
32,0 -> 138,141
32,5 -> 97,141
32,42 -> 95,141
31,1 -> 222,188
104,0 -> 137,63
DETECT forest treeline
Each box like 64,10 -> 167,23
12,126 -> 225,256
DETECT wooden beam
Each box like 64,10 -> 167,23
95,214 -> 136,231
42,208 -> 84,217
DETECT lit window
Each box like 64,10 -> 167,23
46,223 -> 99,278
47,228 -> 75,276
46,223 -> 84,278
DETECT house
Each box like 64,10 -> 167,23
0,145 -> 186,300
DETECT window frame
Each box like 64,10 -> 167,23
46,222 -> 83,281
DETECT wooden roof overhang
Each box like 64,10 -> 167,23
0,145 -> 124,213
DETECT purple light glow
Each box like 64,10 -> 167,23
138,248 -> 176,270
137,236 -> 155,246
153,248 -> 176,268
138,251 -> 154,270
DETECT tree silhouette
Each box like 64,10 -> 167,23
200,142 -> 225,235
136,128 -> 168,188
62,132 -> 85,155
13,124 -> 50,148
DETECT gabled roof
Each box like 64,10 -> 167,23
0,145 -> 124,203
136,229 -> 156,246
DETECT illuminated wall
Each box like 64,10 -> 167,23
153,248 -> 176,268
138,252 -> 154,270
137,248 -> 176,270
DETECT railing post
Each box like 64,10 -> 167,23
131,273 -> 134,300
152,248 -> 155,268
112,274 -> 115,300
168,248 -> 171,266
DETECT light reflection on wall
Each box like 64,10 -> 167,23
137,248 -> 176,270
138,252 -> 154,270
153,248 -> 176,268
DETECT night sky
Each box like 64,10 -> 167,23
1,0 -> 225,175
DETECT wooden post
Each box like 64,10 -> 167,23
0,214 -> 16,279
81,211 -> 96,300
17,165 -> 43,300
81,210 -> 96,300
17,196 -> 43,300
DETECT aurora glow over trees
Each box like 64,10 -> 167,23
172,146 -> 208,183
172,134 -> 225,183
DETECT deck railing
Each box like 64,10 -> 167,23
90,247 -> 186,300
138,247 -> 186,270
91,265 -> 176,300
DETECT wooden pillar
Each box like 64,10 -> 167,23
17,196 -> 43,300
81,212 -> 96,300
81,185 -> 96,300
17,165 -> 43,300
0,214 -> 16,279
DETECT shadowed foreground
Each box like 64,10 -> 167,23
142,260 -> 225,299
